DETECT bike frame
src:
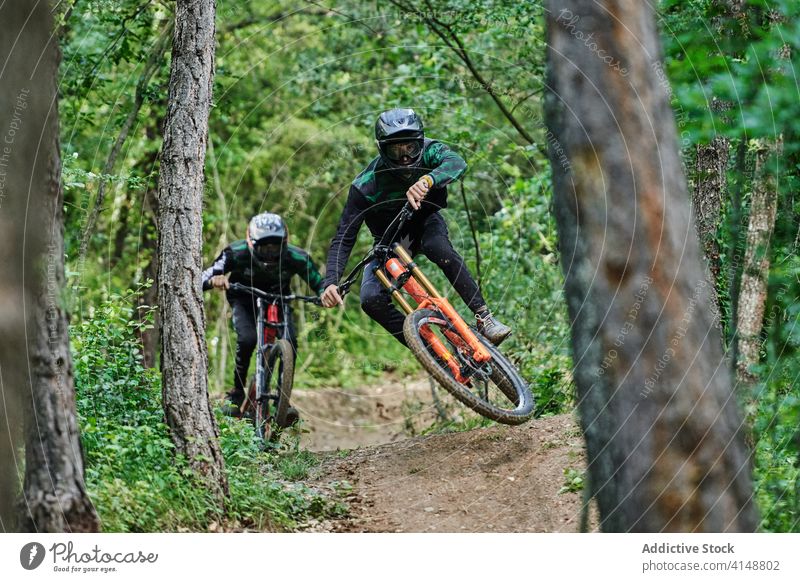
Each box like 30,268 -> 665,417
337,204 -> 491,385
228,283 -> 319,414
253,296 -> 286,408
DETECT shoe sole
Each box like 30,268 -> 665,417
486,330 -> 512,347
281,408 -> 300,428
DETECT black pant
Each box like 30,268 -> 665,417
360,212 -> 486,346
230,297 -> 297,394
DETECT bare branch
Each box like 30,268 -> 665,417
387,0 -> 537,158
78,23 -> 173,261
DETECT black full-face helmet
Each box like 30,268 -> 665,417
247,212 -> 288,265
375,108 -> 424,172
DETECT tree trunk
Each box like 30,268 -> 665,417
692,137 -> 729,324
157,0 -> 227,499
0,0 -> 100,532
111,194 -> 132,266
726,138 -> 748,348
0,0 -> 30,532
693,137 -> 729,283
736,140 -> 780,383
138,182 -> 161,368
545,0 -> 757,532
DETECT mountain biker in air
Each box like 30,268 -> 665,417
320,108 -> 511,346
203,212 -> 324,418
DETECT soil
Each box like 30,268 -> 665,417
290,378 -> 597,533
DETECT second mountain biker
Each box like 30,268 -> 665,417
202,212 -> 325,417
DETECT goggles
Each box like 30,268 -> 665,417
385,140 -> 422,162
253,241 -> 283,262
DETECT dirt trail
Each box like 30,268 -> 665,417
291,379 -> 596,533
291,377 -> 436,452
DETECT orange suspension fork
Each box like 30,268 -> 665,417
384,258 -> 472,361
391,244 -> 491,364
375,257 -> 464,381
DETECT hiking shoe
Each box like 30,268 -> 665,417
476,311 -> 512,346
280,406 -> 300,428
223,388 -> 246,418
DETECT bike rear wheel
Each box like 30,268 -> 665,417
252,339 -> 295,441
403,308 -> 535,425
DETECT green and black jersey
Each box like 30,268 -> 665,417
202,240 -> 324,297
324,139 -> 467,287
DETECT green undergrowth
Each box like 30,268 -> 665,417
750,258 -> 800,532
72,293 -> 345,532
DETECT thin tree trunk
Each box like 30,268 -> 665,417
545,0 -> 756,532
694,137 -> 729,283
692,136 -> 729,324
157,0 -> 227,499
138,192 -> 160,369
736,139 -> 780,383
0,0 -> 100,532
206,135 -> 229,245
111,194 -> 131,265
726,138 -> 749,349
112,141 -> 159,266
213,302 -> 230,390
136,123 -> 163,368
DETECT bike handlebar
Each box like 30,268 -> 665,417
228,282 -> 322,305
337,202 -> 415,298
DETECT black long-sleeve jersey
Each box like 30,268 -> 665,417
323,139 -> 467,287
202,240 -> 324,297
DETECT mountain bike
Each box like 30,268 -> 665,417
336,204 -> 535,425
228,282 -> 321,441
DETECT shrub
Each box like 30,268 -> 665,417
72,291 -> 342,532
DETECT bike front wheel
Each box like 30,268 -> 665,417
403,308 -> 535,425
253,339 -> 295,441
